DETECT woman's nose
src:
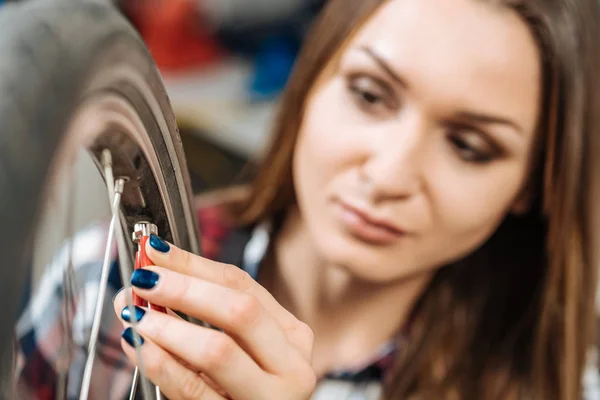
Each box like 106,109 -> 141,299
359,114 -> 426,202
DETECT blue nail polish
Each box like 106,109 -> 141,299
131,269 -> 159,290
122,327 -> 144,347
121,306 -> 146,323
149,234 -> 170,253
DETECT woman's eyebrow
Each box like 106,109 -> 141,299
358,46 -> 523,136
359,45 -> 409,89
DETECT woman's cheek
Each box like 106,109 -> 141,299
298,82 -> 367,174
426,164 -> 524,262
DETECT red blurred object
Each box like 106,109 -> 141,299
123,0 -> 222,72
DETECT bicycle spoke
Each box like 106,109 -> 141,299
79,177 -> 127,400
121,246 -> 154,400
126,222 -> 160,400
103,150 -> 155,400
128,367 -> 140,400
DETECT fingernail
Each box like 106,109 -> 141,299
131,269 -> 159,290
112,287 -> 125,303
149,234 -> 170,253
121,306 -> 146,323
122,327 -> 144,347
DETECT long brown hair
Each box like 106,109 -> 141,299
229,0 -> 600,398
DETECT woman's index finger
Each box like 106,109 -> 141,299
144,236 -> 301,333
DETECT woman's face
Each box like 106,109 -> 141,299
293,0 -> 542,282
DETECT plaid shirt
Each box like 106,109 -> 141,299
16,207 -> 396,400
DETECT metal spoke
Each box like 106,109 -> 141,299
120,240 -> 154,400
79,178 -> 126,400
103,150 -> 154,400
126,223 -> 159,400
129,367 -> 140,400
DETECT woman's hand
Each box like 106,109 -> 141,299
113,235 -> 316,400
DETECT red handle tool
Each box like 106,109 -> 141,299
133,222 -> 167,313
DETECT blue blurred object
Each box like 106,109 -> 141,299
0,0 -> 5,6
216,0 -> 325,101
249,35 -> 298,101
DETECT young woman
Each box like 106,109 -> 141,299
113,0 -> 600,398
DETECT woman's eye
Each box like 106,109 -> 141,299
449,133 -> 496,163
347,75 -> 396,115
358,90 -> 381,105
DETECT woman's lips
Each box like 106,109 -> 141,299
334,200 -> 406,245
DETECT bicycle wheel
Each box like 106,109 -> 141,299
0,0 -> 200,397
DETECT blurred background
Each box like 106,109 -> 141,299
113,0 -> 326,195
0,0 -> 329,308
0,0 -> 326,194
0,0 -> 328,268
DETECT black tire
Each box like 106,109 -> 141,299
0,0 -> 200,395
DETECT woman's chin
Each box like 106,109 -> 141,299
314,232 -> 422,284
